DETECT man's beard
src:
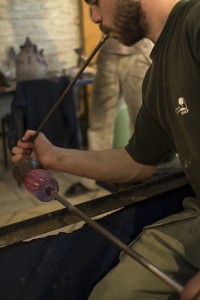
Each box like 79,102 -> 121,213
102,0 -> 148,46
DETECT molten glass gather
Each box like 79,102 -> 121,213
24,169 -> 59,201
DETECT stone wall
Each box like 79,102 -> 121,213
0,0 -> 82,79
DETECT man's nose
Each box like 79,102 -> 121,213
90,6 -> 102,24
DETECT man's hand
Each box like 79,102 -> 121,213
181,272 -> 200,300
11,130 -> 53,168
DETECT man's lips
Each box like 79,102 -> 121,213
100,28 -> 109,35
101,29 -> 117,39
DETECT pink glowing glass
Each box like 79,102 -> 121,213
24,169 -> 59,201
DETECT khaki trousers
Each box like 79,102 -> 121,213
87,51 -> 151,151
89,197 -> 200,300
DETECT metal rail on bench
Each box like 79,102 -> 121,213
0,170 -> 191,248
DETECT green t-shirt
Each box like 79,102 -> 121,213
125,0 -> 200,197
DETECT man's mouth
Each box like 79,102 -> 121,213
99,24 -> 111,35
100,28 -> 116,39
100,28 -> 109,35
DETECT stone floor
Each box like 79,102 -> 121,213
0,137 -> 110,229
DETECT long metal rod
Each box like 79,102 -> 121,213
30,34 -> 108,143
0,170 -> 189,248
50,190 -> 184,294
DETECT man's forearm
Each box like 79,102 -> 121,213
47,147 -> 156,184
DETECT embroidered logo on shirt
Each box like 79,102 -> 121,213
175,97 -> 189,115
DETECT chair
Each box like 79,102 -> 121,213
3,77 -> 81,166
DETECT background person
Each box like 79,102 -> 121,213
66,38 -> 153,195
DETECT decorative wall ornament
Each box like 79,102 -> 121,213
16,37 -> 48,81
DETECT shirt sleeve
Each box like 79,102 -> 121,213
186,1 -> 200,63
125,105 -> 175,165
